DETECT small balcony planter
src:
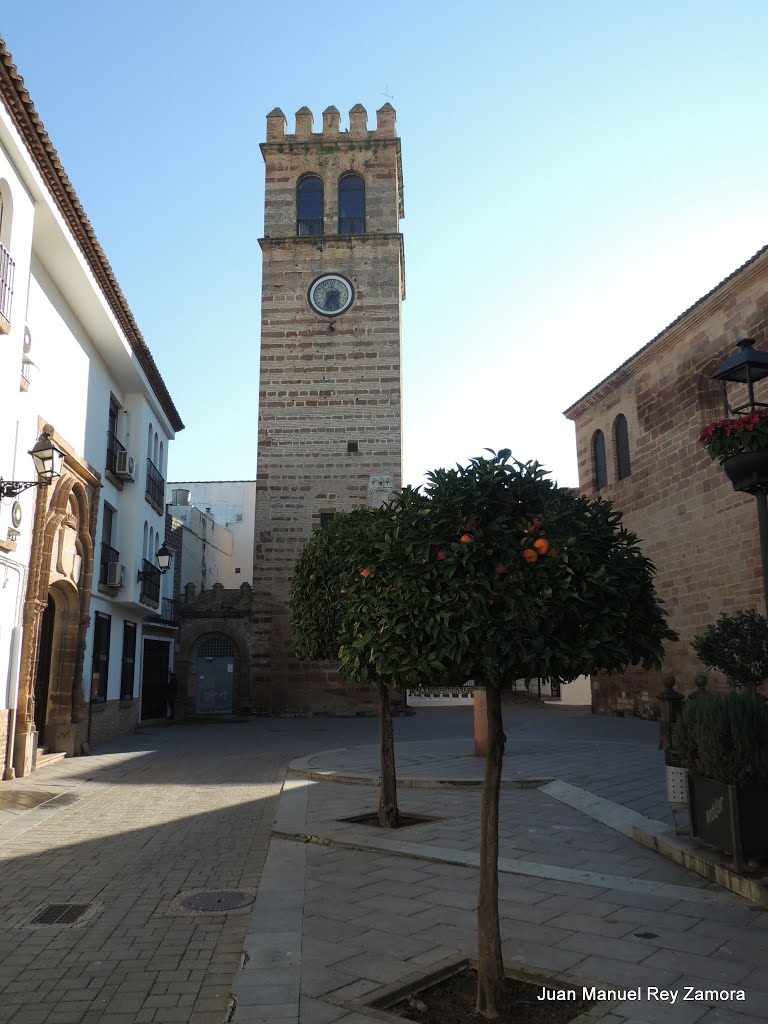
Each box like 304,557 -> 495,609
687,772 -> 768,870
720,450 -> 768,495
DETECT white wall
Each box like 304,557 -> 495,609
167,480 -> 256,586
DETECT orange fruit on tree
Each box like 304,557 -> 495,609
360,568 -> 372,578
460,533 -> 473,544
495,563 -> 507,575
436,549 -> 448,561
533,538 -> 550,555
522,548 -> 538,565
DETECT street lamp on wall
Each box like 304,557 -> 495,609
137,544 -> 172,581
0,430 -> 66,498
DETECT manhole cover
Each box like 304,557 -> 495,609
178,890 -> 252,913
31,903 -> 90,925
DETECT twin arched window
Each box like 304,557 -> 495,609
296,173 -> 365,237
592,415 -> 632,490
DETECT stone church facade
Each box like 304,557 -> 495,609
177,104 -> 405,716
565,245 -> 768,716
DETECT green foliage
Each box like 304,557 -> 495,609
692,609 -> 768,692
335,451 -> 677,689
672,691 -> 768,785
289,507 -> 379,662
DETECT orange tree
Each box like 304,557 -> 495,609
337,450 -> 677,1020
289,506 -> 402,827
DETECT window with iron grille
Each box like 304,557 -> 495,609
120,622 -> 137,700
145,458 -> 165,512
105,397 -> 125,475
613,414 -> 631,481
297,175 -> 324,236
90,612 -> 111,702
199,637 -> 235,658
338,174 -> 365,235
99,504 -> 119,585
592,430 -> 608,490
319,512 -> 335,528
347,440 -> 359,454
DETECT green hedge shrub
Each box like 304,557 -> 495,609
673,691 -> 768,786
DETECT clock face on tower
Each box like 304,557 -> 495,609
308,274 -> 354,317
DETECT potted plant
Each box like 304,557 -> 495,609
691,608 -> 768,700
673,691 -> 768,869
699,407 -> 768,493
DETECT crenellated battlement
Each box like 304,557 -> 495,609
265,102 -> 397,142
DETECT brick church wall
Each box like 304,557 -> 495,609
566,251 -> 768,715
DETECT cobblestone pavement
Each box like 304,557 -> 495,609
3,704 -> 763,1024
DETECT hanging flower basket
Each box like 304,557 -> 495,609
699,409 -> 768,493
720,450 -> 768,495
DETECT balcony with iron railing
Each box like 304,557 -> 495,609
145,458 -> 165,513
139,559 -> 160,604
297,218 -> 324,237
99,542 -> 120,586
0,242 -> 15,334
106,431 -> 127,476
338,217 -> 365,236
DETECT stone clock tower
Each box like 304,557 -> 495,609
252,102 -> 404,713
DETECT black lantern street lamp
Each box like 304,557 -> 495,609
712,339 -> 768,611
137,544 -> 173,582
0,430 -> 66,498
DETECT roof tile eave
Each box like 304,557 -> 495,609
0,38 -> 184,432
562,241 -> 768,420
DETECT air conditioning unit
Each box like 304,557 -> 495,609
105,562 -> 124,588
115,451 -> 135,481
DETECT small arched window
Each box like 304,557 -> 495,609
338,174 -> 365,235
297,175 -> 324,236
592,430 -> 608,490
613,414 -> 631,481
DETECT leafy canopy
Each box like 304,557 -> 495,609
315,451 -> 677,688
692,609 -> 768,691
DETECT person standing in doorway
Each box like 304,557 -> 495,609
166,671 -> 178,720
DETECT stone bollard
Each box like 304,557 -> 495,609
657,673 -> 684,756
473,684 -> 487,757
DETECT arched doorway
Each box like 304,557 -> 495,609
196,636 -> 235,713
33,596 -> 55,743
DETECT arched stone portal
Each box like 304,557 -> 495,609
14,430 -> 99,775
177,618 -> 251,717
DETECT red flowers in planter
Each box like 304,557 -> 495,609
699,407 -> 768,461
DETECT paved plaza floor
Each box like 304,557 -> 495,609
0,705 -> 765,1024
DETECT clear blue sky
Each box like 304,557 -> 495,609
4,1 -> 768,488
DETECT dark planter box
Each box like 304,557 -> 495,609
688,773 -> 768,869
721,450 -> 768,495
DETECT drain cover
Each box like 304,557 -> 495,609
31,903 -> 90,925
178,890 -> 252,913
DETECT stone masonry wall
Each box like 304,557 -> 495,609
86,698 -> 139,747
253,105 -> 403,713
566,252 -> 768,715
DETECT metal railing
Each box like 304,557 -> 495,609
99,543 -> 120,585
0,242 -> 15,326
139,559 -> 160,603
145,458 -> 165,510
338,216 -> 365,235
297,218 -> 324,237
105,431 -> 126,476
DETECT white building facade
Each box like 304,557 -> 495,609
0,42 -> 183,777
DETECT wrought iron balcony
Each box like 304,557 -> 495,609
99,543 -> 120,585
139,559 -> 160,603
297,218 -> 324,237
338,217 -> 365,235
105,431 -> 126,476
145,458 -> 165,512
0,242 -> 14,332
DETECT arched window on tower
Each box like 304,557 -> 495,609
297,175 -> 324,236
613,414 -> 631,481
338,174 -> 365,235
592,430 -> 608,491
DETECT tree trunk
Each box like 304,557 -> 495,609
377,680 -> 399,827
476,682 -> 505,1019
